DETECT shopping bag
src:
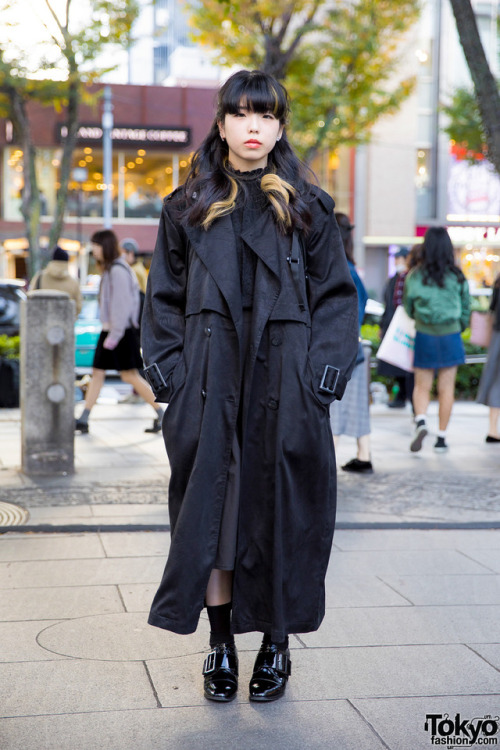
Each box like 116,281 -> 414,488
376,306 -> 415,372
469,310 -> 493,348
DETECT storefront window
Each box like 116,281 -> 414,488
2,145 -> 192,222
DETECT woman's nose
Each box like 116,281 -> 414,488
248,114 -> 260,132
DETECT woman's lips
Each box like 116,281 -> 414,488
245,140 -> 262,147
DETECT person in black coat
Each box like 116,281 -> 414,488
141,69 -> 358,704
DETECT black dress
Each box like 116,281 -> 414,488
214,168 -> 268,570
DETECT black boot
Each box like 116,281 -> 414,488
249,636 -> 291,702
203,642 -> 238,702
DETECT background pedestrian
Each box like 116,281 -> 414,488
75,229 -> 163,434
403,226 -> 470,453
330,212 -> 374,474
476,273 -> 500,442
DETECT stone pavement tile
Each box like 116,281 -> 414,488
119,582 -> 157,612
334,529 -> 500,551
149,644 -> 499,706
326,575 -> 411,608
380,574 -> 500,606
36,612 -> 209,662
0,661 -> 157,718
327,548 -> 492,578
22,506 -> 93,522
0,699 -> 389,750
99,531 -> 170,557
459,549 -> 500,574
300,605 -> 500,647
0,621 -> 70,662
0,534 -> 105,562
90,504 -> 168,518
352,695 -> 500,750
467,643 -> 500,670
0,556 -> 165,589
0,584 -> 124,621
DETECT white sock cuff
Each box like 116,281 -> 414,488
415,414 -> 426,424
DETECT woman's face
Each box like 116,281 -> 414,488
219,99 -> 283,172
91,242 -> 103,263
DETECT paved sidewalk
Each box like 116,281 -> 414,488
0,393 -> 499,749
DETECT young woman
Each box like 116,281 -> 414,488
330,213 -> 373,474
403,226 -> 470,453
75,229 -> 164,434
141,70 -> 358,703
476,274 -> 500,442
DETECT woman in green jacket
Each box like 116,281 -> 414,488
403,227 -> 470,453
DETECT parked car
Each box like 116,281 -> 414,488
0,280 -> 27,337
75,286 -> 101,372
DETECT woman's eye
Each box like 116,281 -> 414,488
263,113 -> 275,120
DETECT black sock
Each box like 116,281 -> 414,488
207,602 -> 233,647
263,633 -> 289,651
78,408 -> 90,424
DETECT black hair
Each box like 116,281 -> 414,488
91,229 -> 120,271
420,227 -> 465,287
176,69 -> 313,234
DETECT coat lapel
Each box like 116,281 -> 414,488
240,210 -> 282,279
184,216 -> 243,332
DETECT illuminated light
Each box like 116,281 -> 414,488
333,117 -> 340,125
51,159 -> 60,167
449,139 -> 455,146
180,160 -> 187,167
135,157 -> 144,164
127,162 -> 135,168
85,155 -> 93,162
222,19 -> 231,30
418,150 -> 426,158
146,177 -> 154,185
318,120 -> 325,128
137,149 -> 146,156
15,166 -> 23,172
415,49 -> 429,63
84,147 -> 92,154
93,172 -> 102,179
465,254 -> 473,261
165,167 -> 173,174
79,160 -> 86,167
418,166 -> 426,175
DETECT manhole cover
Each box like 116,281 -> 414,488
0,502 -> 29,527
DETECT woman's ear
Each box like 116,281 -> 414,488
277,125 -> 284,142
218,120 -> 225,141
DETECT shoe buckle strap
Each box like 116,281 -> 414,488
271,651 -> 291,676
202,649 -> 216,675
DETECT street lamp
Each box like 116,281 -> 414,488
71,166 -> 88,252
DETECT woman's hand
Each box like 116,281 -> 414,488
103,334 -> 119,350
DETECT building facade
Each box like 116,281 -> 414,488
0,83 -> 217,280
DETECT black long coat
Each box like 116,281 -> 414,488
141,185 -> 358,642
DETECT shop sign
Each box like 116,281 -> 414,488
56,123 -> 191,148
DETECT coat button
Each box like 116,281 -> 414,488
271,335 -> 282,346
201,389 -> 207,399
204,327 -> 212,337
267,398 -> 279,410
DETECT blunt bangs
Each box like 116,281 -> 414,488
218,70 -> 289,123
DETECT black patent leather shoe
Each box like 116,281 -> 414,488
249,641 -> 291,702
203,642 -> 238,702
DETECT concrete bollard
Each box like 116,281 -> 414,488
20,290 -> 75,476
